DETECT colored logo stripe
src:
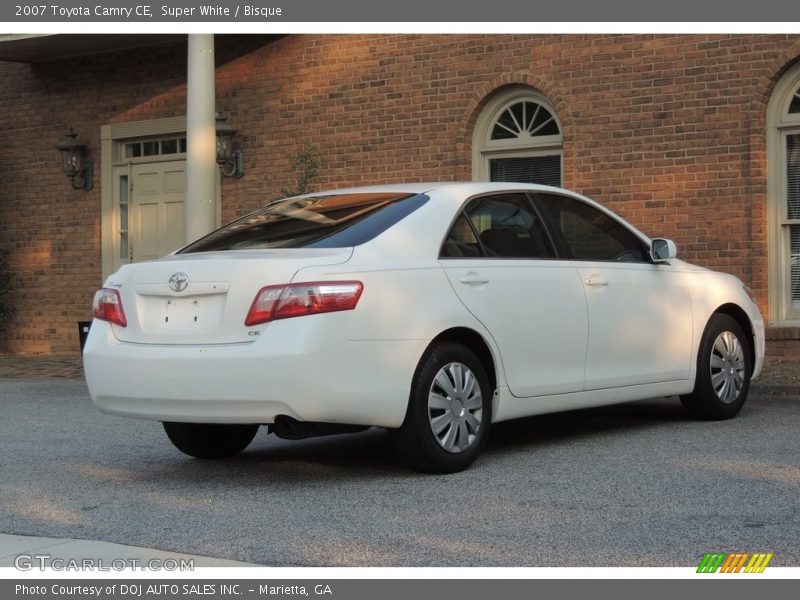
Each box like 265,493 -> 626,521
744,553 -> 774,573
697,552 -> 773,573
697,553 -> 726,573
720,553 -> 749,573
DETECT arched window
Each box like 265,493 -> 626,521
768,63 -> 800,323
473,86 -> 563,186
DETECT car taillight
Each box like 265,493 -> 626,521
245,281 -> 363,326
92,288 -> 127,327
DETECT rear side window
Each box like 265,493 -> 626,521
441,214 -> 482,257
441,193 -> 555,259
179,192 -> 428,253
536,193 -> 645,262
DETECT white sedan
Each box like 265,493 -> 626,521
84,183 -> 765,473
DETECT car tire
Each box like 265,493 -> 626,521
680,314 -> 752,420
163,422 -> 260,459
389,342 -> 492,473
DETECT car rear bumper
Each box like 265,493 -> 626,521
83,318 -> 427,428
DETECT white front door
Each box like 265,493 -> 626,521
534,191 -> 694,390
576,263 -> 693,389
130,160 -> 187,262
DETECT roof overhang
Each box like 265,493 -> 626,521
0,34 -> 186,63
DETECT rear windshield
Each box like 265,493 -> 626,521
179,192 -> 429,253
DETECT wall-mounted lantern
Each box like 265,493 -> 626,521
56,128 -> 93,191
215,114 -> 245,178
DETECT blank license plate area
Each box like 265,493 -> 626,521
139,295 -> 226,336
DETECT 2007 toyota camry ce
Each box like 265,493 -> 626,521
83,182 -> 765,473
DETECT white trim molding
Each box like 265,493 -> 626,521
767,62 -> 800,324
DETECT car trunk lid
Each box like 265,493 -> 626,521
107,248 -> 352,345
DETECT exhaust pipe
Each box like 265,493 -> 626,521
270,415 -> 369,440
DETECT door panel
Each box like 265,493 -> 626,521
441,192 -> 587,397
443,260 -> 588,397
576,262 -> 693,389
137,202 -> 159,260
131,160 -> 186,262
164,200 -> 185,255
533,191 -> 693,389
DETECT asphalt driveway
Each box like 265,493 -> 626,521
0,374 -> 797,567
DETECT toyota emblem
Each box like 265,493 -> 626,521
168,272 -> 189,293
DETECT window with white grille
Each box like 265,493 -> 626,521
769,65 -> 800,322
790,89 -> 800,114
787,132 -> 800,314
473,87 -> 563,187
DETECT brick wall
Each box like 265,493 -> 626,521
1,34 -> 799,354
766,326 -> 800,358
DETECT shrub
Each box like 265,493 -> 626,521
281,141 -> 320,198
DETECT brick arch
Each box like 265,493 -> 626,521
745,41 -> 800,318
455,72 -> 573,161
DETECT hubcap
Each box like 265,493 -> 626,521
427,362 -> 483,454
710,330 -> 746,404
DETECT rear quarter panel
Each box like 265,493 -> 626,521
291,259 -> 510,424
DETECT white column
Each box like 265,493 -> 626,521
185,34 -> 217,242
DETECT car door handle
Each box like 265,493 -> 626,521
584,276 -> 608,287
459,273 -> 490,286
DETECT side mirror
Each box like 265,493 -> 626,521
650,238 -> 678,263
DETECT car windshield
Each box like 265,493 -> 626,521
179,192 -> 428,253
